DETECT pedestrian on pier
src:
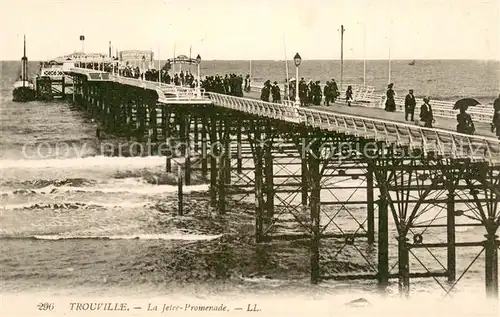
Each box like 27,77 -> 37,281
492,94 -> 500,139
385,83 -> 396,112
404,89 -> 416,121
299,78 -> 307,106
289,78 -> 296,101
271,81 -> 281,103
312,81 -> 322,105
324,81 -> 331,106
331,79 -> 339,102
456,105 -> 475,135
283,79 -> 289,100
346,85 -> 353,107
260,80 -> 271,102
419,97 -> 434,128
244,75 -> 251,92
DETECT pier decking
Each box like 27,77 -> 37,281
64,66 -> 500,298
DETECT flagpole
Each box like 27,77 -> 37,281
363,23 -> 366,87
173,42 -> 176,74
158,46 -> 161,83
388,47 -> 391,85
284,33 -> 289,83
340,25 -> 345,92
388,21 -> 392,85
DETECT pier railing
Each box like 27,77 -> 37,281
110,75 -> 208,102
251,81 -> 494,123
66,67 -> 500,163
379,95 -> 494,123
206,92 -> 500,164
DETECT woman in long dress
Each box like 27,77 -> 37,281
385,83 -> 396,112
346,86 -> 353,107
456,105 -> 475,135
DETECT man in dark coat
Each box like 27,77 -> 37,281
331,79 -> 339,102
271,81 -> 281,103
260,80 -> 271,102
324,81 -> 331,106
492,94 -> 500,139
404,89 -> 416,121
419,96 -> 434,128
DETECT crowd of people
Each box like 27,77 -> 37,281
385,83 -> 500,138
95,63 -> 500,139
258,78 -> 343,106
200,74 -> 245,96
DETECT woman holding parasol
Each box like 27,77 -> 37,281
454,98 -> 478,135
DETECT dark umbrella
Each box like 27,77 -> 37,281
453,98 -> 480,110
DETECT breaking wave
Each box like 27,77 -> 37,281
0,233 -> 223,241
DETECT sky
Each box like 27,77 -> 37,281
0,0 -> 499,61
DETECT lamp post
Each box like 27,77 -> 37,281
142,55 -> 146,81
196,54 -> 201,97
79,35 -> 85,53
294,53 -> 301,107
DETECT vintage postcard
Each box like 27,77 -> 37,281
1,0 -> 499,316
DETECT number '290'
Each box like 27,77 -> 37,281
37,303 -> 54,311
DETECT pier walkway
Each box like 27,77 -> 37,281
242,89 -> 497,139
66,67 -> 500,164
249,82 -> 495,124
64,66 -> 500,299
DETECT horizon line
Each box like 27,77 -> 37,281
2,58 -> 500,62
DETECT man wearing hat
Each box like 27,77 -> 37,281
492,93 -> 500,139
260,80 -> 271,102
271,81 -> 281,103
404,89 -> 416,121
419,96 -> 434,128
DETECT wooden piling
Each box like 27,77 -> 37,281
61,76 -> 65,98
301,155 -> 308,206
398,234 -> 410,297
309,141 -> 321,284
447,190 -> 456,282
217,119 -> 230,214
264,132 -> 274,221
224,121 -> 231,185
254,124 -> 264,242
149,102 -> 157,142
165,111 -> 172,173
485,219 -> 499,298
201,117 -> 208,177
210,117 -> 218,207
193,116 -> 199,152
236,122 -> 243,174
378,194 -> 389,291
177,165 -> 183,216
183,116 -> 191,186
367,164 -> 375,244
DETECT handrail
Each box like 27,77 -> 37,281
379,95 -> 494,123
206,92 -> 500,164
67,66 -> 500,164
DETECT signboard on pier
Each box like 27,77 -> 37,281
168,55 -> 198,64
119,50 -> 154,69
119,50 -> 154,62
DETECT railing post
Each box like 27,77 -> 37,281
367,163 -> 375,244
447,190 -> 456,282
485,219 -> 499,299
378,194 -> 389,291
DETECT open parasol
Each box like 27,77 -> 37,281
453,98 -> 480,110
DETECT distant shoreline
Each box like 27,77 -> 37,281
1,59 -> 500,62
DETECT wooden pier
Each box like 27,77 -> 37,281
65,66 -> 500,298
